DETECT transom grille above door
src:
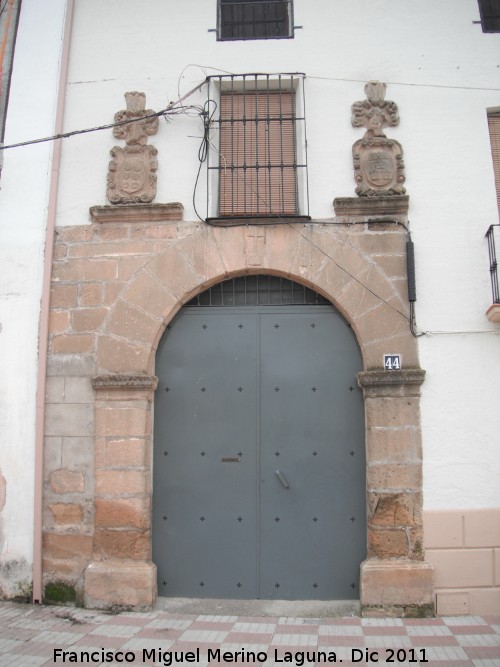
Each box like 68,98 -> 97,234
187,275 -> 329,307
206,74 -> 310,224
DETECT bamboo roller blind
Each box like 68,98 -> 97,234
219,90 -> 298,216
488,113 -> 500,216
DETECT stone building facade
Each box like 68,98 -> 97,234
1,0 -> 499,615
43,198 -> 433,614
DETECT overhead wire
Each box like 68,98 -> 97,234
193,98 -> 217,222
0,76 -> 210,151
3,62 -> 500,152
307,74 -> 500,93
2,61 -> 497,337
1,108 -> 174,151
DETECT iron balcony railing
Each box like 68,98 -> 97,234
486,224 -> 500,303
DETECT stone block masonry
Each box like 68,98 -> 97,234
43,201 -> 432,613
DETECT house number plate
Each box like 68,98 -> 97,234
384,354 -> 401,370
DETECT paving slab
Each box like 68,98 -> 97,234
0,601 -> 498,666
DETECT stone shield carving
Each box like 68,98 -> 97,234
106,92 -> 159,205
351,81 -> 406,197
107,145 -> 158,204
353,137 -> 405,197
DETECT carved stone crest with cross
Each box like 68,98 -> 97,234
106,92 -> 159,204
351,81 -> 406,197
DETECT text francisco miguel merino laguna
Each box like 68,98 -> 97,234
53,647 -> 430,664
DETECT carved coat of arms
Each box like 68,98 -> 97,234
351,81 -> 406,197
106,92 -> 160,204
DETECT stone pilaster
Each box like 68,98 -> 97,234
83,373 -> 158,610
357,369 -> 434,617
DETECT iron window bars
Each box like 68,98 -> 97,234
477,0 -> 500,32
486,224 -> 500,304
217,0 -> 293,41
186,275 -> 329,307
206,73 -> 309,224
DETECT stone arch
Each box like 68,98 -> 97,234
96,224 -> 416,377
86,221 -> 432,616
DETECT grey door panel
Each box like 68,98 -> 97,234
153,302 -> 365,600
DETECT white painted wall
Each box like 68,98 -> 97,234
55,0 -> 500,510
0,0 -> 67,595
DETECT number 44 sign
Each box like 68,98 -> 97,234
384,354 -> 401,370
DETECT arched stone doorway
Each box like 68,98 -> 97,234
42,207 -> 432,615
152,275 -> 366,600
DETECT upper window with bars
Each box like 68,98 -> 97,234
477,0 -> 500,32
217,0 -> 294,41
205,74 -> 309,224
488,110 -> 500,215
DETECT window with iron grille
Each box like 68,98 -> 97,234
187,275 -> 329,307
488,111 -> 500,214
478,0 -> 500,32
217,0 -> 293,41
0,0 -> 22,178
206,74 -> 309,223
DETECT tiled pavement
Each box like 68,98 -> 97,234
0,602 -> 498,667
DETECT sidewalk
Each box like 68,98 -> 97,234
0,601 -> 498,666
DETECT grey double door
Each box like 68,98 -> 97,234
153,304 -> 365,600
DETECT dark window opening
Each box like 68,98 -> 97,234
217,0 -> 293,41
478,0 -> 500,32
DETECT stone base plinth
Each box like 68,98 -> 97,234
360,559 -> 434,617
84,560 -> 157,611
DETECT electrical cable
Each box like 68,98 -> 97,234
285,221 -> 414,325
0,108 -> 168,151
3,59 -> 496,336
4,63 -> 499,153
193,99 -> 217,222
206,215 -> 414,325
0,77 -> 210,151
307,74 -> 500,93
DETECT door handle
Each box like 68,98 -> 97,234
275,470 -> 289,489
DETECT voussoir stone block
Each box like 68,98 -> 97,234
122,270 -> 177,320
